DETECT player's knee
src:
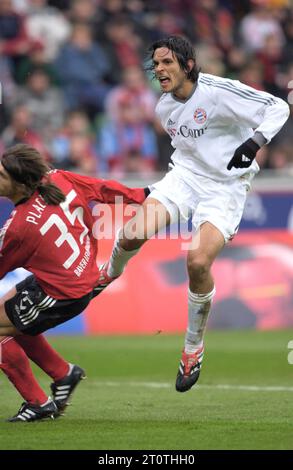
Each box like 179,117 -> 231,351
187,255 -> 211,281
119,231 -> 147,251
119,237 -> 145,251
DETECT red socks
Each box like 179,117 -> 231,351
0,337 -> 48,405
0,334 -> 70,405
15,334 -> 69,382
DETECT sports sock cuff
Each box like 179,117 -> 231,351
188,286 -> 216,304
185,338 -> 204,354
107,233 -> 141,278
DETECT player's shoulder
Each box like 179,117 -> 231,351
156,92 -> 171,110
48,168 -> 63,181
196,73 -> 225,105
157,92 -> 169,104
50,168 -> 99,192
199,72 -> 252,100
199,72 -> 268,93
198,72 -> 239,88
50,168 -> 86,180
155,92 -> 178,118
199,72 -> 279,103
48,168 -> 75,186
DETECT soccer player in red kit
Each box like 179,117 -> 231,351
0,143 -> 148,422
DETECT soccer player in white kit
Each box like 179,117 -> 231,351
96,36 -> 290,392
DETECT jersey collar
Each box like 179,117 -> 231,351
171,82 -> 198,103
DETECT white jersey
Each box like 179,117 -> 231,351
156,72 -> 290,181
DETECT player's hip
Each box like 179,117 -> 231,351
4,275 -> 96,335
150,167 -> 249,242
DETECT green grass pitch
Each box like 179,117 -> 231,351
1,330 -> 293,450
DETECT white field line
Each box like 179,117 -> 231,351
2,379 -> 290,393
91,380 -> 293,393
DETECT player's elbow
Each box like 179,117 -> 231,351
279,99 -> 290,121
285,102 -> 290,120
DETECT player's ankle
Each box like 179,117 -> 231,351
184,341 -> 203,354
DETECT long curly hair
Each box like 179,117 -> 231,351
1,144 -> 65,205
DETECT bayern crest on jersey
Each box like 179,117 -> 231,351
194,108 -> 207,124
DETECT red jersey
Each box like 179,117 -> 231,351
0,170 -> 146,299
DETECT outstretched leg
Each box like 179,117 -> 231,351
0,287 -> 84,418
95,197 -> 172,294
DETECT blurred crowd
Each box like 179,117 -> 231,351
0,0 -> 292,177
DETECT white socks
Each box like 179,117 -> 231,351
107,232 -> 140,278
184,287 -> 216,354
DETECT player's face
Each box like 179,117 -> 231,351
0,163 -> 23,202
153,47 -> 193,98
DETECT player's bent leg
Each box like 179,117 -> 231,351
187,222 -> 225,293
121,196 -> 172,250
14,334 -> 83,416
15,334 -> 70,385
95,197 -> 173,294
0,287 -> 17,303
0,288 -> 21,336
0,326 -> 20,336
176,222 -> 225,392
0,335 -> 58,422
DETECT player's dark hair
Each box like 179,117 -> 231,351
1,144 -> 66,205
147,36 -> 200,83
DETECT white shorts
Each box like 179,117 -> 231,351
150,166 -> 251,243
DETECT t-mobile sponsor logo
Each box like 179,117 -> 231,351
178,125 -> 207,138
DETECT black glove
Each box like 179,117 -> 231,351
227,138 -> 260,171
144,187 -> 151,197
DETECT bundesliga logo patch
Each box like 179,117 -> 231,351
194,108 -> 207,124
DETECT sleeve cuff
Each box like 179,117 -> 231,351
251,132 -> 267,147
